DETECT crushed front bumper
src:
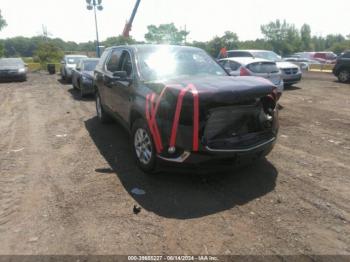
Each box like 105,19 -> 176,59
157,104 -> 279,166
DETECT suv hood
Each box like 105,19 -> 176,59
148,75 -> 275,105
276,61 -> 299,69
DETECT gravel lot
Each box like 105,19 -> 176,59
0,72 -> 349,255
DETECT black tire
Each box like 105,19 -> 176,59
131,119 -> 157,173
78,81 -> 86,98
61,69 -> 66,81
20,75 -> 27,82
80,89 -> 85,98
95,92 -> 112,123
338,70 -> 350,83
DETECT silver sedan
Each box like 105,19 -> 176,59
219,57 -> 284,99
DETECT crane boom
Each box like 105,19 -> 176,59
122,0 -> 141,38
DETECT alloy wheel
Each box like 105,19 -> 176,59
339,71 -> 350,83
134,128 -> 153,165
96,95 -> 102,119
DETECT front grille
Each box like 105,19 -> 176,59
203,105 -> 275,150
283,68 -> 298,75
0,70 -> 18,75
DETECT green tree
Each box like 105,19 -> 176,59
0,9 -> 7,31
103,35 -> 136,47
300,24 -> 312,51
261,19 -> 301,56
324,34 -> 345,49
35,42 -> 63,64
330,41 -> 350,55
239,39 -> 272,50
201,31 -> 240,57
0,9 -> 7,57
0,40 -> 4,57
144,23 -> 189,44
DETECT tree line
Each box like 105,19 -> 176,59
1,7 -> 350,62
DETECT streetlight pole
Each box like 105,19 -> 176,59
86,0 -> 103,57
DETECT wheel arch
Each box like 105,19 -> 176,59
129,107 -> 145,130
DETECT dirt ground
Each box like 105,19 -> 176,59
0,72 -> 349,255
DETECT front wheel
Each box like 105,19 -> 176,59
338,70 -> 350,83
131,119 -> 157,173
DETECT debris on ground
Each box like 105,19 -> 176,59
56,134 -> 68,138
131,188 -> 146,195
133,205 -> 142,215
9,148 -> 25,153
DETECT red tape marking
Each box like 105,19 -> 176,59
190,85 -> 199,151
145,94 -> 161,153
145,84 -> 200,154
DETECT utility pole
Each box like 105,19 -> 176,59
86,0 -> 103,57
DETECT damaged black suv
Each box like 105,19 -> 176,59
94,45 -> 279,173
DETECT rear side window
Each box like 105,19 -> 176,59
119,51 -> 133,77
228,61 -> 241,71
248,62 -> 279,74
219,60 -> 230,70
227,51 -> 253,58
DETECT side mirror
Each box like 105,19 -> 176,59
24,63 -> 28,67
76,67 -> 81,71
60,60 -> 65,65
113,71 -> 128,80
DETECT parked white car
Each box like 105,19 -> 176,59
219,57 -> 284,99
60,55 -> 87,82
226,50 -> 302,87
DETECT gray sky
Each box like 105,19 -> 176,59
0,0 -> 349,43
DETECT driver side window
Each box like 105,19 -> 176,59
119,51 -> 133,77
106,49 -> 122,73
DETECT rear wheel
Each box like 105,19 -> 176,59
95,92 -> 111,123
61,69 -> 66,81
79,81 -> 85,98
131,119 -> 157,173
338,70 -> 350,83
80,88 -> 85,98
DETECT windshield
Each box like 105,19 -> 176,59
252,51 -> 281,62
227,51 -> 253,58
66,57 -> 85,64
0,58 -> 24,67
83,60 -> 98,71
248,62 -> 280,74
138,47 -> 227,81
